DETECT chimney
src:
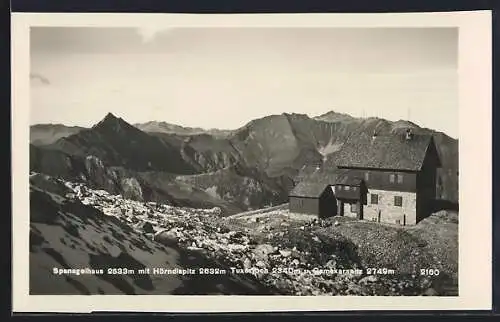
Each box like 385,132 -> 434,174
405,128 -> 413,140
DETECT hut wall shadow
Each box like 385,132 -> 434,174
429,199 -> 459,213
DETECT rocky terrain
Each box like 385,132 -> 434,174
30,173 -> 458,296
30,111 -> 459,215
30,173 -> 279,295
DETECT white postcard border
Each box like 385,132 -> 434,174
11,11 -> 492,312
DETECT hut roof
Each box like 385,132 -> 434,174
289,181 -> 329,198
335,170 -> 364,186
335,131 -> 439,171
289,168 -> 362,198
294,164 -> 321,182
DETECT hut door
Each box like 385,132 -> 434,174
377,210 -> 381,223
339,201 -> 344,216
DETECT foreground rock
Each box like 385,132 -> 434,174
29,173 -> 278,295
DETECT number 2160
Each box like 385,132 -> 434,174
420,268 -> 440,276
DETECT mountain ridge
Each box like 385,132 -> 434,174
30,124 -> 86,146
30,111 -> 459,213
30,110 -> 456,143
134,120 -> 234,138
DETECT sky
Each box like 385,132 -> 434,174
30,27 -> 458,138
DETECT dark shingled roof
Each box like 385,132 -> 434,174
294,164 -> 322,182
335,131 -> 437,171
289,168 -> 363,198
335,170 -> 364,186
289,181 -> 329,198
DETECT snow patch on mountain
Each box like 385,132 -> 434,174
317,140 -> 343,158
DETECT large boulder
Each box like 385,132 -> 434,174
135,221 -> 154,234
154,229 -> 180,246
84,155 -> 120,193
121,177 -> 144,201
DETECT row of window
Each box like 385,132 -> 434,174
364,172 -> 404,184
370,193 -> 403,207
349,194 -> 403,213
370,215 -> 407,226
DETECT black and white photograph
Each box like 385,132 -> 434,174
11,11 -> 492,312
27,25 -> 461,297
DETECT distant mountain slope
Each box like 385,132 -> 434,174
228,114 -> 314,175
314,111 -> 357,123
30,143 -> 87,180
134,121 -> 233,138
30,144 -> 245,215
135,170 -> 244,215
45,113 -> 196,174
30,124 -> 86,146
146,132 -> 242,173
174,165 -> 290,211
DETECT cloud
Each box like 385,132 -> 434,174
30,73 -> 50,86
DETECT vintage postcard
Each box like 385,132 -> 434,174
11,11 -> 492,312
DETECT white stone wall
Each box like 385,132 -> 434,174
363,189 -> 417,226
342,202 -> 360,218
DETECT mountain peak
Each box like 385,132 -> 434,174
103,112 -> 119,121
97,112 -> 124,124
92,112 -> 134,133
314,110 -> 355,122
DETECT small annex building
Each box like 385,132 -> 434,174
289,167 -> 367,220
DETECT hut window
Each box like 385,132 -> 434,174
397,174 -> 404,183
344,186 -> 350,191
389,174 -> 395,183
370,194 -> 379,204
364,172 -> 370,181
350,203 -> 358,213
394,196 -> 403,207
